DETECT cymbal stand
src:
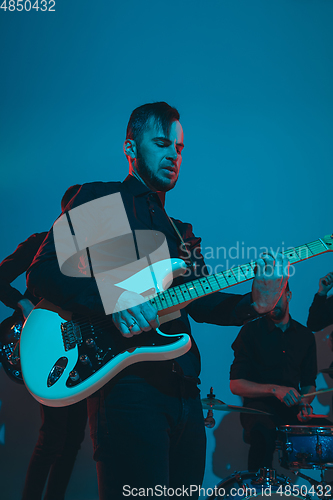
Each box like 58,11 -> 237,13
291,469 -> 333,499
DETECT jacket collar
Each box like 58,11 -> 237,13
122,174 -> 166,207
265,314 -> 295,333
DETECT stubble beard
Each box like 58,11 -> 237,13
270,302 -> 288,321
136,147 -> 178,193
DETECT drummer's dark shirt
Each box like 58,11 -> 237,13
307,293 -> 333,331
230,315 -> 317,405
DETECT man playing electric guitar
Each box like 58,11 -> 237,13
27,102 -> 289,499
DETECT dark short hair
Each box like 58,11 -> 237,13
61,184 -> 81,212
126,102 -> 180,145
285,281 -> 290,293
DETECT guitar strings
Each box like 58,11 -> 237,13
64,239 -> 329,336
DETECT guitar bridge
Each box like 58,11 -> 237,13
61,321 -> 82,351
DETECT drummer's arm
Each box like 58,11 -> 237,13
230,379 -> 274,398
230,379 -> 302,406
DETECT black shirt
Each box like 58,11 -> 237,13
307,293 -> 333,331
0,232 -> 47,310
27,175 -> 259,377
230,315 -> 317,398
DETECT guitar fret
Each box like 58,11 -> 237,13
215,273 -> 228,289
182,283 -> 198,299
238,265 -> 248,280
169,288 -> 180,305
172,286 -> 186,303
155,292 -> 169,310
199,277 -> 214,294
284,248 -> 300,264
297,244 -> 313,260
232,266 -> 247,283
150,294 -> 164,311
308,240 -> 327,255
207,275 -> 221,291
179,283 -> 193,301
223,270 -> 237,286
192,281 -> 206,296
240,264 -> 255,279
147,295 -> 156,308
230,268 -> 240,283
164,290 -> 174,307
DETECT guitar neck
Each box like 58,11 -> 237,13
149,237 -> 332,313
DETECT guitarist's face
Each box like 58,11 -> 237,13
131,119 -> 184,192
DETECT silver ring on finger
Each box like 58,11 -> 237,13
128,321 -> 137,330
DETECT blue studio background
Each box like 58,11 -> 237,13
0,1 -> 332,498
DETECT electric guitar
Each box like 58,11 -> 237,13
20,234 -> 333,407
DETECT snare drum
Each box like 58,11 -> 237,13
207,469 -> 302,499
277,425 -> 333,469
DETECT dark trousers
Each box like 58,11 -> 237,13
241,398 -> 331,472
87,373 -> 206,499
22,400 -> 87,500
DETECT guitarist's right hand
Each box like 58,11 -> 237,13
112,291 -> 160,338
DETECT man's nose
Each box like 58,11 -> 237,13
166,145 -> 178,161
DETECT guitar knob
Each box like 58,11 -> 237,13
69,370 -> 81,382
79,354 -> 92,368
86,338 -> 98,351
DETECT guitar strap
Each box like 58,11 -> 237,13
166,214 -> 196,271
121,178 -> 196,270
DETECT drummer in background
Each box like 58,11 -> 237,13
307,272 -> 333,332
229,283 -> 331,472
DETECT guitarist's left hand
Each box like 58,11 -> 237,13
251,252 -> 290,314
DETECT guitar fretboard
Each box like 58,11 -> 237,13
148,237 -> 332,312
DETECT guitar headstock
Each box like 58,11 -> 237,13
322,234 -> 333,251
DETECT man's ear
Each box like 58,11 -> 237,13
286,290 -> 292,303
123,139 -> 137,159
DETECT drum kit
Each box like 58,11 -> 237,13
202,384 -> 333,499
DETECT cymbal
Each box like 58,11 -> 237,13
201,398 -> 272,415
201,397 -> 225,407
320,368 -> 333,374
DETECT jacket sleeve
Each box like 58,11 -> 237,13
0,233 -> 46,310
229,324 -> 256,380
307,293 -> 333,331
172,218 -> 259,326
27,183 -> 124,316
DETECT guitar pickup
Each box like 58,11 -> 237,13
61,321 -> 82,351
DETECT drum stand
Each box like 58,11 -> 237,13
290,469 -> 333,499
